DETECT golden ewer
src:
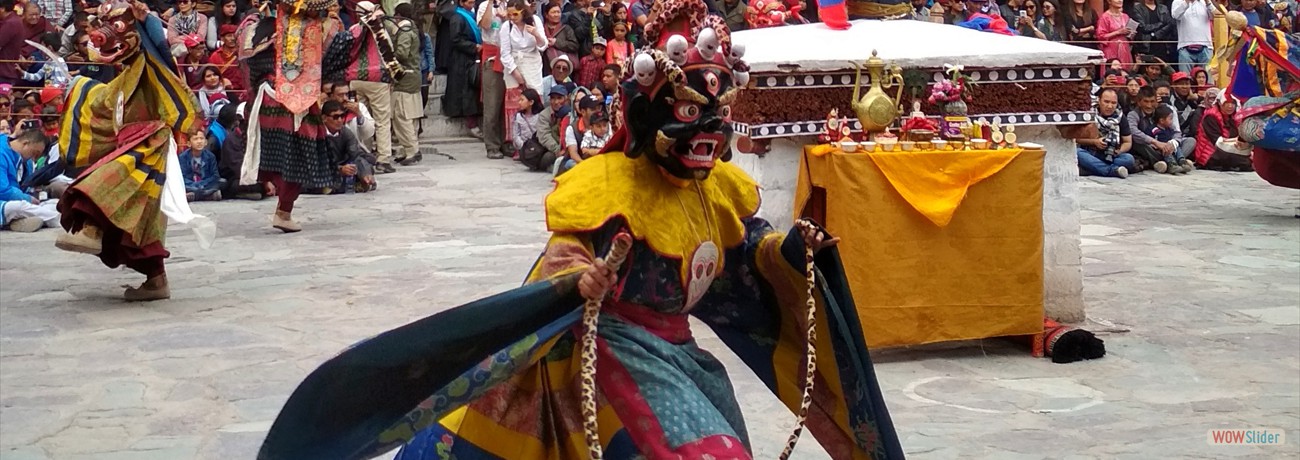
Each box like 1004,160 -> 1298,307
851,50 -> 905,134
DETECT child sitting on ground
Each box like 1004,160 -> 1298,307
1150,105 -> 1189,175
580,112 -> 611,158
179,130 -> 223,201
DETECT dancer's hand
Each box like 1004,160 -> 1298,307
796,219 -> 840,253
578,258 -> 616,301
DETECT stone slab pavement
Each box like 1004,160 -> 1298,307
1,140 -> 1297,459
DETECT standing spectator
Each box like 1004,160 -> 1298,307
391,3 -> 424,166
629,0 -> 653,39
1171,0 -> 1212,74
1096,0 -> 1134,70
207,0 -> 240,51
344,1 -> 397,172
478,0 -> 509,158
1194,89 -> 1253,171
207,24 -> 243,101
564,0 -> 596,57
1077,88 -> 1135,178
598,63 -> 619,101
1127,85 -> 1195,173
604,20 -> 631,66
35,0 -> 72,33
1010,0 -> 1039,36
1128,0 -> 1175,65
1234,0 -> 1276,28
1065,0 -> 1096,48
167,0 -> 208,55
499,0 -> 547,157
19,3 -> 55,57
1136,55 -> 1170,84
0,0 -> 22,87
576,37 -> 606,88
720,0 -> 746,31
66,32 -> 116,83
543,3 -> 579,72
443,0 -> 483,142
418,25 -> 434,135
1030,0 -> 1066,41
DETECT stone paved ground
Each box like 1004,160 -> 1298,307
1,141 -> 1297,459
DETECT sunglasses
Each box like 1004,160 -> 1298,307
0,102 -> 10,107
327,113 -> 346,119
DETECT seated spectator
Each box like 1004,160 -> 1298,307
580,112 -> 611,157
167,0 -> 209,54
1169,72 -> 1201,129
1120,76 -> 1144,116
179,130 -> 223,201
555,94 -> 602,176
322,100 -> 375,193
512,88 -> 544,153
1127,86 -> 1196,174
540,55 -> 577,100
325,81 -> 376,153
599,64 -> 620,103
178,34 -> 209,90
207,103 -> 237,158
66,32 -> 117,83
1077,88 -> 1135,178
1148,105 -> 1189,174
197,67 -> 230,120
0,94 -> 11,135
60,12 -> 90,56
1,128 -> 56,232
18,33 -> 69,88
216,103 -> 267,199
206,24 -> 243,101
1194,89 -> 1254,171
536,85 -> 571,168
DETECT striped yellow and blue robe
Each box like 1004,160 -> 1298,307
258,153 -> 905,460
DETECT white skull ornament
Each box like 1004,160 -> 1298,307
727,43 -> 746,66
633,53 -> 657,86
683,241 -> 720,313
696,27 -> 719,60
666,35 -> 689,65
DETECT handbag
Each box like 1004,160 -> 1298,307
520,135 -> 551,171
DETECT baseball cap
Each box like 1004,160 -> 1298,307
593,37 -> 607,47
579,95 -> 602,110
1170,71 -> 1191,83
549,85 -> 569,97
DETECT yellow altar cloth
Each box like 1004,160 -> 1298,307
795,147 -> 1045,347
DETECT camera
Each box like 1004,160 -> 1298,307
19,119 -> 39,131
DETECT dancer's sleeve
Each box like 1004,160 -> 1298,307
692,217 -> 905,460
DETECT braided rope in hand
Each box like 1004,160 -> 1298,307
580,233 -> 634,460
779,225 -> 819,460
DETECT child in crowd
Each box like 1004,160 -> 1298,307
605,21 -> 632,66
1150,105 -> 1189,175
580,112 -> 611,157
179,130 -> 224,201
555,95 -> 603,176
513,88 -> 544,152
577,37 -> 608,89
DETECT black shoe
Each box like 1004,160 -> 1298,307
400,153 -> 423,166
392,154 -> 408,163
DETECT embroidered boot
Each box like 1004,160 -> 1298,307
55,224 -> 104,255
272,210 -> 302,233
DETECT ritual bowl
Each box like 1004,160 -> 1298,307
862,141 -> 878,152
841,141 -> 859,152
971,138 -> 989,149
931,140 -> 948,150
879,139 -> 898,151
900,141 -> 916,151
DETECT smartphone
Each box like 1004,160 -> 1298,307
1019,10 -> 1027,17
348,91 -> 357,102
19,119 -> 39,131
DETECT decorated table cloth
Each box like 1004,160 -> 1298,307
795,146 -> 1045,347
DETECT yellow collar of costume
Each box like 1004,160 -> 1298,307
545,152 -> 761,264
